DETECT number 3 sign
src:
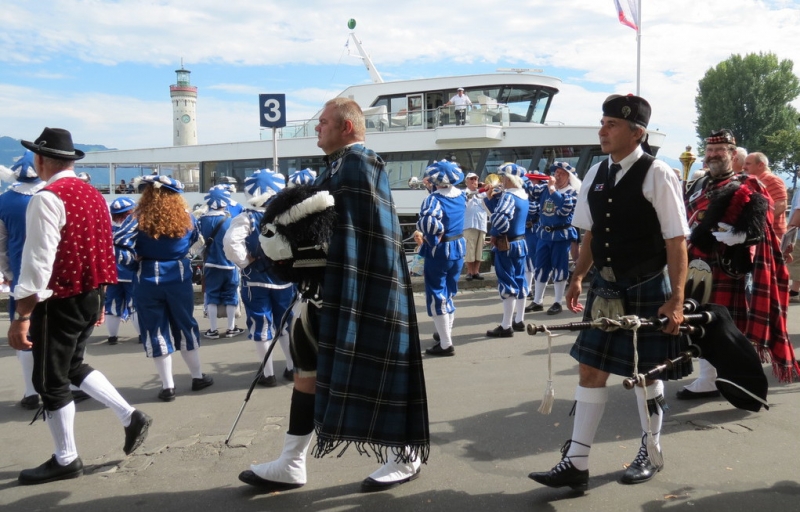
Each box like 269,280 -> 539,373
259,94 -> 287,128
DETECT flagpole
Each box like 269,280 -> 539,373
636,0 -> 641,95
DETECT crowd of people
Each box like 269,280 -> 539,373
4,94 -> 799,495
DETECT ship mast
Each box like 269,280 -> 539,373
347,19 -> 383,84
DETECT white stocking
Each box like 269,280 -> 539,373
106,315 -> 121,337
255,340 -> 275,377
207,304 -> 218,331
553,280 -> 567,305
226,305 -> 237,330
501,297 -> 515,329
180,348 -> 204,379
431,314 -> 452,349
47,402 -> 78,466
17,349 -> 37,397
566,386 -> 608,471
79,370 -> 135,425
534,280 -> 547,304
153,354 -> 175,389
514,298 -> 526,323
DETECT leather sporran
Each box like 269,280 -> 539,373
493,235 -> 510,252
590,287 -> 625,323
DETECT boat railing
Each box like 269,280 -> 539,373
261,103 -> 511,141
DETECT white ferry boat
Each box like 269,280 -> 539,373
76,30 -> 666,227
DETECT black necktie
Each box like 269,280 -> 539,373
608,163 -> 622,189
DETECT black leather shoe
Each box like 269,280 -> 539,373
258,375 -> 277,387
426,344 -> 455,357
546,303 -> 563,315
528,459 -> 589,491
620,445 -> 663,484
486,325 -> 513,338
361,467 -> 421,492
18,455 -> 84,485
191,374 -> 214,391
158,388 -> 176,402
433,332 -> 441,342
525,302 -> 543,313
283,367 -> 294,382
71,390 -> 91,403
123,410 -> 152,455
512,321 -> 525,332
20,394 -> 40,410
472,274 -> 484,281
238,470 -> 305,491
107,336 -> 119,345
675,388 -> 721,400
465,273 -> 473,281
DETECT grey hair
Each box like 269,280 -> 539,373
324,97 -> 366,140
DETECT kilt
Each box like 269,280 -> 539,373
570,269 -> 693,379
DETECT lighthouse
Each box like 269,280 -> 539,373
170,65 -> 198,146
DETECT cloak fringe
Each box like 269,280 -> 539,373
312,437 -> 430,465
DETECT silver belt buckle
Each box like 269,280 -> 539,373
599,266 -> 617,282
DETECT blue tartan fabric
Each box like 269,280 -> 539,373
312,144 -> 429,464
570,271 -> 693,380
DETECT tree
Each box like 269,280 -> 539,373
695,52 -> 800,164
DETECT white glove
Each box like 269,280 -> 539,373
712,222 -> 747,246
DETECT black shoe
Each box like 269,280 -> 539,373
465,273 -> 473,281
472,274 -> 484,281
203,329 -> 219,340
426,344 -> 455,357
361,467 -> 421,492
238,470 -> 305,491
258,374 -> 277,387
546,303 -> 563,315
158,388 -> 176,402
283,367 -> 294,382
107,336 -> 119,346
512,321 -> 525,332
20,394 -> 40,410
675,388 -> 721,400
123,410 -> 152,455
433,332 -> 441,342
224,327 -> 245,338
525,302 -> 543,313
486,325 -> 513,338
528,459 -> 589,491
191,374 -> 214,391
18,455 -> 84,485
71,390 -> 91,403
619,445 -> 663,484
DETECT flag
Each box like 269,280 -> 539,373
614,0 -> 639,31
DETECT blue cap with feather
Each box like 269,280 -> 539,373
110,197 -> 136,215
424,159 -> 464,187
11,151 -> 40,183
288,168 -> 317,187
204,185 -> 232,210
245,169 -> 286,207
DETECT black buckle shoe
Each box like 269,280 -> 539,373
512,321 -> 525,332
191,374 -> 214,391
486,325 -> 513,338
620,444 -> 663,484
124,410 -> 152,455
18,455 -> 84,485
525,302 -> 543,313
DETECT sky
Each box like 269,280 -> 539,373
2,0 -> 800,164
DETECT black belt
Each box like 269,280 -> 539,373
508,235 -> 525,242
542,224 -> 571,233
441,234 -> 464,242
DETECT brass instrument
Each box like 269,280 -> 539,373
479,173 -> 503,197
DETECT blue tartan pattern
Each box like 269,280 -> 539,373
570,271 -> 693,380
312,144 -> 429,464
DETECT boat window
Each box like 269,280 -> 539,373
383,151 -> 433,189
482,148 -> 537,179
534,147 -> 583,174
439,149 -> 485,180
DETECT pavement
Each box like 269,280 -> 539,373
1,278 -> 800,512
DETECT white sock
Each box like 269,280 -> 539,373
17,349 -> 37,397
501,298 -> 515,329
131,311 -> 141,335
47,402 -> 78,466
255,340 -> 275,377
207,304 -> 218,331
534,280 -> 547,304
106,315 -> 121,337
684,359 -> 718,393
553,280 -> 567,305
566,386 -> 608,471
635,381 -> 664,450
514,298 -> 526,324
278,330 -> 293,371
79,370 -> 135,425
226,305 -> 237,330
180,348 -> 204,379
432,314 -> 452,348
525,268 -> 534,293
153,354 -> 175,389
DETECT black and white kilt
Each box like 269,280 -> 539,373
569,270 -> 693,380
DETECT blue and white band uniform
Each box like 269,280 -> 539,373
416,187 -> 466,316
523,179 -> 543,276
489,188 -> 529,299
533,182 -> 578,283
198,210 -> 240,306
105,215 -> 137,320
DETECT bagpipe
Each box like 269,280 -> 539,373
527,299 -> 769,414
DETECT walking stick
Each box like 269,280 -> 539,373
225,291 -> 297,445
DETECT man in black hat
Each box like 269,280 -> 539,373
8,127 -> 151,485
528,95 -> 691,491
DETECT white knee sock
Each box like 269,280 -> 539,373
180,349 -> 204,379
525,269 -> 534,294
684,359 -> 718,393
79,370 -> 135,426
432,314 -> 452,348
277,330 -> 293,371
566,386 -> 608,471
255,340 -> 275,377
153,354 -> 175,389
635,381 -> 664,451
501,298 -> 515,329
514,298 -> 526,323
47,402 -> 78,466
106,315 -> 121,337
17,350 -> 37,397
207,304 -> 218,331
534,280 -> 547,304
553,280 -> 567,305
131,311 -> 141,335
226,305 -> 237,330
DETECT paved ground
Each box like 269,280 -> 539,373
1,278 -> 799,512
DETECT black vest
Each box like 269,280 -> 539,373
588,154 -> 666,279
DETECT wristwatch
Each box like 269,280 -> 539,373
15,312 -> 31,321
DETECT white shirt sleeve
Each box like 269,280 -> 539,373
0,218 -> 10,280
643,160 -> 691,240
223,213 -> 252,269
14,190 -> 66,300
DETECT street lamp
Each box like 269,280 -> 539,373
679,145 -> 696,183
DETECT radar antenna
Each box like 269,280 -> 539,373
346,19 -> 383,84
